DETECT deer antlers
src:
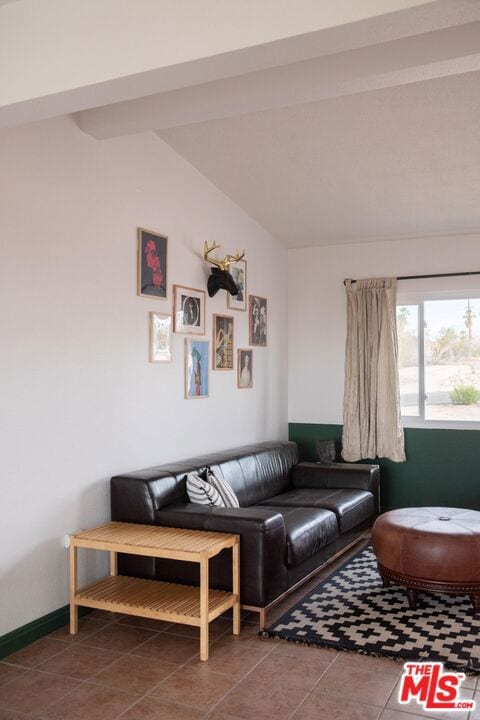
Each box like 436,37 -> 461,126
204,241 -> 245,272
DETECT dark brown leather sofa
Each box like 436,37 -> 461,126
111,441 -> 379,626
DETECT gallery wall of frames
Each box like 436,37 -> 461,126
138,227 -> 266,399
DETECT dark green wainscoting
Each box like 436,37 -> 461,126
0,606 -> 91,660
289,423 -> 480,512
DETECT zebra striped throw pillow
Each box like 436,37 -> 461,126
186,472 -> 223,507
206,469 -> 240,508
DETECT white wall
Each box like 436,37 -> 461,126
0,116 -> 287,635
288,234 -> 480,424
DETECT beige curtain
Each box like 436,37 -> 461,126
342,278 -> 406,463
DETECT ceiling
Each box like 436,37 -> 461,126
159,71 -> 480,247
70,0 -> 480,248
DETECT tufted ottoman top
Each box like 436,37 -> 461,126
371,507 -> 480,584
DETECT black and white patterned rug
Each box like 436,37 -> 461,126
265,545 -> 480,673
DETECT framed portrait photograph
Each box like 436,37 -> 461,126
237,349 -> 253,389
249,295 -> 267,346
138,228 -> 168,299
213,314 -> 234,370
185,339 -> 209,399
173,285 -> 206,334
149,312 -> 172,363
227,259 -> 247,311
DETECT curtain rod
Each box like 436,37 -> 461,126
344,270 -> 480,285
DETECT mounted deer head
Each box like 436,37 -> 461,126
203,241 -> 245,297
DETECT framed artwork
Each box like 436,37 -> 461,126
249,295 -> 267,346
173,285 -> 206,334
149,312 -> 172,363
138,228 -> 168,299
237,349 -> 253,389
227,260 -> 247,311
213,314 -> 234,370
185,339 -> 209,399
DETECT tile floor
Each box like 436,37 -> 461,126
1,556 -> 478,720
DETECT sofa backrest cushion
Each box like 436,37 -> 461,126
111,441 -> 298,510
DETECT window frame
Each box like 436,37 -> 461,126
397,289 -> 480,431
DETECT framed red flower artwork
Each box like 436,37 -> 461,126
137,227 -> 168,299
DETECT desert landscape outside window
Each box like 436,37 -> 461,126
398,297 -> 480,423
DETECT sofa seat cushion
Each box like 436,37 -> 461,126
257,488 -> 374,533
258,505 -> 338,567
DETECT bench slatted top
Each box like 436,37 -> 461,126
71,522 -> 238,560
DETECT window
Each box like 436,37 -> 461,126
397,295 -> 480,426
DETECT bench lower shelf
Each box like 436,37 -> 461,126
74,575 -> 236,626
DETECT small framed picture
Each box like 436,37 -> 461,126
138,228 -> 168,299
238,349 -> 253,389
249,295 -> 267,346
227,260 -> 247,311
173,285 -> 206,334
149,313 -> 172,362
213,314 -> 234,370
185,339 -> 209,399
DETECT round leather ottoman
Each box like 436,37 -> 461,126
371,507 -> 480,613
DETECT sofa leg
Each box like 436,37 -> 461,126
259,608 -> 266,631
241,604 -> 268,631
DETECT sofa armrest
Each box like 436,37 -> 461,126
156,504 -> 287,606
292,462 -> 380,514
111,473 -> 176,524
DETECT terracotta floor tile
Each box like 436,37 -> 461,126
0,710 -> 37,720
233,620 -> 261,636
292,692 -> 382,720
166,617 -> 230,640
253,642 -> 333,692
115,615 -> 172,632
333,649 -> 404,675
214,622 -> 265,646
314,662 -> 398,706
221,609 -> 251,621
41,681 -> 140,720
219,635 -> 269,653
206,711 -> 245,720
0,662 -> 28,687
4,638 -> 67,669
150,663 -> 238,712
268,638 -> 336,665
37,644 -> 121,680
80,623 -> 158,653
95,653 -> 177,694
132,632 -> 199,665
88,610 -> 123,622
468,690 -> 480,720
462,674 -> 478,690
386,678 -> 474,719
0,669 -> 79,714
187,635 -> 273,676
49,617 -> 109,643
380,711 -> 431,720
119,696 -> 205,720
214,672 -> 307,720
